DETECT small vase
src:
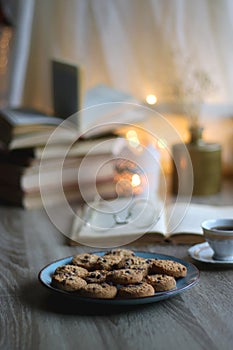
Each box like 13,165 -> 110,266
172,126 -> 222,196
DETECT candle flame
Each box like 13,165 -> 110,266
131,174 -> 141,187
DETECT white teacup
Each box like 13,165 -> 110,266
202,218 -> 233,261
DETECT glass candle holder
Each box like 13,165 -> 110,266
114,159 -> 147,197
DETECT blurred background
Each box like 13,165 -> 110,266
0,0 -> 232,175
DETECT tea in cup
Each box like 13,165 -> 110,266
202,219 -> 233,261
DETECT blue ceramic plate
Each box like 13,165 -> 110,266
38,251 -> 199,305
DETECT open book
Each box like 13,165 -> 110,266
69,200 -> 233,246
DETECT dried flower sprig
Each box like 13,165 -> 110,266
170,51 -> 216,128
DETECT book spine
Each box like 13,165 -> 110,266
0,164 -> 24,186
0,115 -> 13,146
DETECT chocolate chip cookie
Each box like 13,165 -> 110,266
118,282 -> 155,298
104,249 -> 135,258
79,283 -> 117,299
117,256 -> 153,274
54,264 -> 88,278
52,274 -> 87,292
106,268 -> 144,285
72,253 -> 99,271
150,259 -> 187,278
94,255 -> 122,271
145,274 -> 176,292
84,270 -> 107,284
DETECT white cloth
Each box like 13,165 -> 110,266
3,0 -> 228,172
20,0 -> 233,112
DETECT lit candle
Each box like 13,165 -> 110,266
114,159 -> 145,197
114,131 -> 160,199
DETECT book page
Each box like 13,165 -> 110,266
166,203 -> 233,236
69,201 -> 233,245
1,109 -> 63,126
69,197 -> 167,246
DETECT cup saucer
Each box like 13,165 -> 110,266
188,242 -> 233,265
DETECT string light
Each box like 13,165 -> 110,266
146,94 -> 157,105
157,138 -> 167,149
0,27 -> 12,74
126,129 -> 141,148
131,174 -> 141,187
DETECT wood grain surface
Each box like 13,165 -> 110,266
0,179 -> 233,350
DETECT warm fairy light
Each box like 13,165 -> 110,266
131,174 -> 141,187
126,130 -> 137,139
129,139 -> 141,148
157,138 -> 167,149
126,129 -> 140,148
146,94 -> 157,105
0,27 -> 12,74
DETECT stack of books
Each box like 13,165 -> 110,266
0,85 -> 143,209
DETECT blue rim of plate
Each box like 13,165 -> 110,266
38,251 -> 200,305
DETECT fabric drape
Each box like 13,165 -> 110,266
20,0 -> 233,113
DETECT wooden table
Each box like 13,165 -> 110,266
0,179 -> 233,350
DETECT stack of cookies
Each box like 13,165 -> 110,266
51,249 -> 187,299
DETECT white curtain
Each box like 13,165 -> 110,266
1,0 -> 232,171
21,0 -> 233,115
